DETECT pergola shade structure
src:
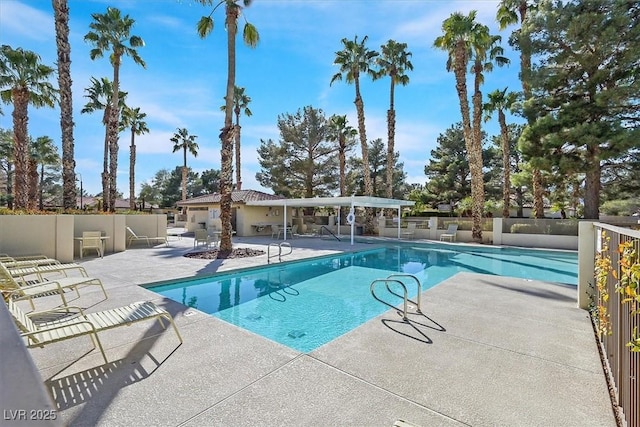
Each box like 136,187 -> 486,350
246,196 -> 415,244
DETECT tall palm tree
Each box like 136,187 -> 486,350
30,136 -> 60,210
220,85 -> 252,191
196,0 -> 259,252
120,105 -> 149,209
376,39 -> 413,201
52,0 -> 76,210
81,77 -> 127,211
434,11 -> 485,240
170,128 -> 199,201
331,35 -> 379,233
470,27 -> 508,228
0,45 -> 57,210
484,88 -> 519,218
497,0 -> 544,218
85,7 -> 145,212
327,114 -> 357,197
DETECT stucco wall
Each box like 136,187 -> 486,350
0,214 -> 167,262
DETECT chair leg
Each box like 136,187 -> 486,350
90,332 -> 109,364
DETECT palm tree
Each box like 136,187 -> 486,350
330,35 -> 379,233
120,105 -> 149,209
376,40 -> 413,202
433,11 -> 485,240
484,88 -> 519,218
220,85 -> 252,190
196,0 -> 259,252
52,0 -> 76,210
30,136 -> 60,210
81,77 -> 127,211
497,0 -> 544,218
0,45 -> 57,210
170,128 -> 199,201
470,27 -> 509,228
85,7 -> 145,212
327,114 -> 357,197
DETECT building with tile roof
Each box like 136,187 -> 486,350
176,190 -> 288,236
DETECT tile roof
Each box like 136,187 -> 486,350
177,190 -> 284,206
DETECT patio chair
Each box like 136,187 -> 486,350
194,229 -> 212,248
271,224 -> 281,239
126,226 -> 169,248
6,298 -> 182,364
401,222 -> 417,240
0,262 -> 107,310
440,224 -> 458,242
80,231 -> 103,259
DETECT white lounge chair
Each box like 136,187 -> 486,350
0,262 -> 107,310
126,226 -> 169,248
440,224 -> 458,242
6,298 -> 182,364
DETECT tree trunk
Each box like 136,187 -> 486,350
516,187 -> 524,217
53,0 -> 76,210
129,129 -> 136,210
453,42 -> 482,241
354,78 -> 374,234
386,108 -> 395,200
470,63 -> 485,241
532,170 -> 544,218
28,158 -> 38,210
182,147 -> 187,201
181,165 -> 187,201
498,110 -> 511,218
108,58 -> 121,213
11,88 -> 29,210
108,118 -> 119,212
101,108 -> 109,212
219,4 -> 239,252
583,145 -> 601,219
39,163 -> 45,210
386,76 -> 396,203
339,136 -> 346,197
234,108 -> 242,191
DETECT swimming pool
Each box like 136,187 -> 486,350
149,243 -> 578,352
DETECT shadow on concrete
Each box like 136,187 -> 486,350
43,301 -> 184,426
479,279 -> 576,302
379,310 -> 446,345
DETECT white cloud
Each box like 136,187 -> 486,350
0,1 -> 53,42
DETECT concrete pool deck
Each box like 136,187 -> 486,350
12,234 -> 615,426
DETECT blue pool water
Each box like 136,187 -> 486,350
149,244 -> 578,352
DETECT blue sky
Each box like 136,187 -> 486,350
0,0 -> 521,197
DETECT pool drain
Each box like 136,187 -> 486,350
288,330 -> 306,339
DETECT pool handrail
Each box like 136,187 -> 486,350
267,242 -> 292,264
